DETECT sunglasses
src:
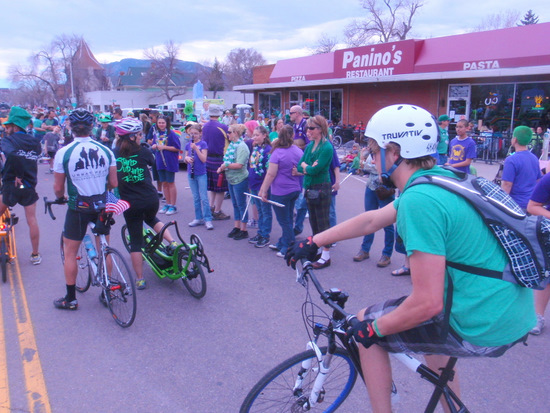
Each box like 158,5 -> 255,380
307,126 -> 319,130
289,112 -> 296,115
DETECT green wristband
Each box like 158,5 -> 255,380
373,319 -> 384,337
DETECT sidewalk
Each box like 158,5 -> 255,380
471,159 -> 501,180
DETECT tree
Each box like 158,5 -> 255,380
519,10 -> 539,25
198,58 -> 224,98
344,0 -> 423,46
473,9 -> 520,31
8,34 -> 105,108
142,40 -> 190,101
310,33 -> 339,55
223,48 -> 266,88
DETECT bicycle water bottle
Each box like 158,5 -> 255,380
83,234 -> 97,259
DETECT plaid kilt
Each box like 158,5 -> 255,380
206,158 -> 228,192
362,296 -> 523,358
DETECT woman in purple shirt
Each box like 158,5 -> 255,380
259,125 -> 303,256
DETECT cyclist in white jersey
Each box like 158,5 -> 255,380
52,108 -> 117,310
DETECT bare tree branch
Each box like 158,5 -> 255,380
309,33 -> 339,55
345,0 -> 423,46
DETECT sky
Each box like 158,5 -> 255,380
1,0 -> 550,88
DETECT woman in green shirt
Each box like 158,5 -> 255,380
217,124 -> 251,240
295,115 -> 334,269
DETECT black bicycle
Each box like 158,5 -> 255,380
240,260 -> 468,412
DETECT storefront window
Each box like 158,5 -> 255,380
258,92 -> 282,118
514,83 -> 550,129
286,90 -> 342,123
470,84 -> 515,135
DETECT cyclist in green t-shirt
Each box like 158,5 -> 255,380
286,104 -> 535,413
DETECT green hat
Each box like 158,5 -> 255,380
4,107 -> 31,130
438,114 -> 450,122
513,126 -> 533,146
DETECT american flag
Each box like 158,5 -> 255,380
106,192 -> 130,215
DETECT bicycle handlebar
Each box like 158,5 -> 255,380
296,259 -> 359,328
43,196 -> 68,220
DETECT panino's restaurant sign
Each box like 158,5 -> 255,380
333,40 -> 415,79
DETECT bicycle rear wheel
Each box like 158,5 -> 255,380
60,233 -> 91,292
104,248 -> 136,328
240,347 -> 357,413
0,238 -> 7,283
180,254 -> 207,299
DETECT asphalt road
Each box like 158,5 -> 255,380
0,159 -> 548,413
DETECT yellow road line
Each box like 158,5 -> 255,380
0,260 -> 10,411
10,247 -> 51,413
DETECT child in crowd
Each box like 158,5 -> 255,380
43,125 -> 61,173
184,124 -> 213,230
151,115 -> 181,215
340,143 -> 360,174
446,119 -> 477,174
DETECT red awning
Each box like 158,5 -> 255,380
414,22 -> 550,73
269,53 -> 335,83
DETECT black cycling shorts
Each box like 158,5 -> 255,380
63,209 -> 107,241
2,184 -> 39,208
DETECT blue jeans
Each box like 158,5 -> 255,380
271,191 -> 300,254
360,187 -> 395,256
250,188 -> 272,238
294,191 -> 308,233
329,194 -> 337,228
228,178 -> 249,223
189,174 -> 212,221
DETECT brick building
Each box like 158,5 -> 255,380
235,23 -> 550,137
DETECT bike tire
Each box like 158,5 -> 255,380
120,224 -> 131,253
0,238 -> 7,283
60,233 -> 91,293
104,248 -> 136,328
240,347 -> 357,413
332,134 -> 342,149
181,255 -> 207,299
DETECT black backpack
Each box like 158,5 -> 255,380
409,168 -> 550,290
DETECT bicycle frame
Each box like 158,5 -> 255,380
294,261 -> 469,413
0,209 -> 18,283
126,221 -> 213,280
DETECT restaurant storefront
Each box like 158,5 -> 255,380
236,23 -> 550,137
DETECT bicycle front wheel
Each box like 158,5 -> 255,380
181,255 -> 207,299
0,238 -> 7,283
60,233 -> 91,292
104,248 -> 136,328
240,347 -> 357,413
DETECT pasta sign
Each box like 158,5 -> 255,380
334,40 -> 415,79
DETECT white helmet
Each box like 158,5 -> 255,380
364,104 -> 439,159
115,117 -> 143,135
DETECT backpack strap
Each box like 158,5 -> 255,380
446,260 -> 503,279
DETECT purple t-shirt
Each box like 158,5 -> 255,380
530,172 -> 550,209
202,120 -> 228,158
185,140 -> 208,176
269,145 -> 303,196
448,137 -> 477,173
153,129 -> 181,172
501,150 -> 542,209
248,144 -> 271,191
293,118 -> 310,146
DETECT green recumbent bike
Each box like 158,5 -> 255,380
121,221 -> 213,298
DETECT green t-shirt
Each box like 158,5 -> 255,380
394,166 -> 535,346
297,139 -> 333,189
437,127 -> 449,155
33,119 -> 45,138
225,140 -> 250,185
